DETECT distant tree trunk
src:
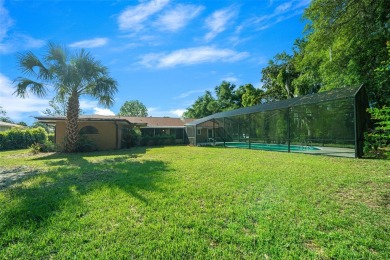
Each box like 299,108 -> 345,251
65,89 -> 80,152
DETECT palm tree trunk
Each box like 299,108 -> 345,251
65,89 -> 80,152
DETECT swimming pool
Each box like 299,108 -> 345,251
222,142 -> 320,151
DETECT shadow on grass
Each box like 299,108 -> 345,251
32,147 -> 149,166
0,147 -> 171,239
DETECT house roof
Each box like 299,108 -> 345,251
35,115 -> 132,125
35,115 -> 196,128
121,117 -> 196,128
0,121 -> 24,128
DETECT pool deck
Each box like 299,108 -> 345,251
198,142 -> 356,158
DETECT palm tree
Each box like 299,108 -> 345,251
14,42 -> 118,152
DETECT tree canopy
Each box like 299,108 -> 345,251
118,100 -> 148,117
260,0 -> 390,106
183,81 -> 264,118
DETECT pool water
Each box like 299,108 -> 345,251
223,142 -> 320,151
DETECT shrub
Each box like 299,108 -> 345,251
75,135 -> 98,152
364,106 -> 390,157
29,140 -> 56,154
30,143 -> 41,154
139,135 -> 175,147
48,133 -> 55,143
0,127 -> 48,151
122,127 -> 141,148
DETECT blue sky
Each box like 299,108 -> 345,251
0,0 -> 310,124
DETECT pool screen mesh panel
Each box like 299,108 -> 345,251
186,85 -> 369,158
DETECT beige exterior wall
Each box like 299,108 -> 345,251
55,121 -> 123,150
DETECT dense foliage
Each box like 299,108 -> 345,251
364,106 -> 390,157
183,81 -> 264,118
260,0 -> 390,107
118,100 -> 148,117
0,127 -> 48,150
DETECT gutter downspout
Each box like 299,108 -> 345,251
115,121 -> 119,149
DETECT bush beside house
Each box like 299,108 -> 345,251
0,127 -> 50,151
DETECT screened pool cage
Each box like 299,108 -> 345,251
185,85 -> 369,158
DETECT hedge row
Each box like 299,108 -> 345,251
0,127 -> 48,150
140,135 -> 176,146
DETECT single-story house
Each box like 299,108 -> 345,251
35,115 -> 195,150
0,121 -> 24,132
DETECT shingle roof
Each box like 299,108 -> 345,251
0,121 -> 24,128
35,115 -> 196,128
122,117 -> 196,127
35,115 -> 131,125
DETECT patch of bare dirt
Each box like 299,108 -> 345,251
0,166 -> 39,190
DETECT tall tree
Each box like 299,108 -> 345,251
14,42 -> 118,152
183,82 -> 266,118
214,81 -> 239,111
291,38 -> 322,95
239,84 -> 265,107
298,0 -> 390,106
261,52 -> 298,101
118,100 -> 148,117
183,91 -> 219,118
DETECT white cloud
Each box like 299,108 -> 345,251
0,0 -> 13,42
0,1 -> 44,54
0,73 -> 50,121
247,0 -> 310,31
222,76 -> 239,83
204,6 -> 237,41
174,89 -> 209,99
147,107 -> 186,117
169,109 -> 186,117
69,38 -> 108,48
80,100 -> 98,110
0,33 -> 45,54
275,2 -> 293,14
118,0 -> 170,31
139,46 -> 249,68
93,108 -> 115,116
157,4 -> 204,32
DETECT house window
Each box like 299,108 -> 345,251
80,126 -> 99,135
197,129 -> 201,135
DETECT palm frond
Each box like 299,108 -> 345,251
89,76 -> 118,107
17,51 -> 50,80
46,42 -> 67,66
13,77 -> 47,98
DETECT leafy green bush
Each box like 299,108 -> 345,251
39,140 -> 56,152
122,127 -> 141,148
140,135 -> 175,147
0,127 -> 48,151
29,143 -> 41,154
75,135 -> 98,152
30,140 -> 56,154
48,133 -> 55,143
364,106 -> 390,157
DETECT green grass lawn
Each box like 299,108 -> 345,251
0,146 -> 389,259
